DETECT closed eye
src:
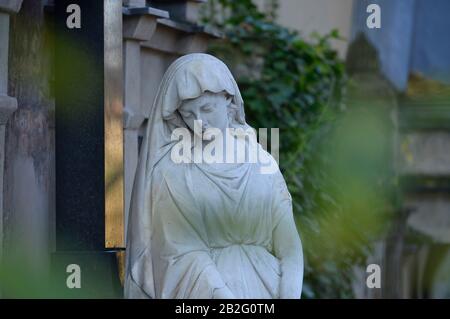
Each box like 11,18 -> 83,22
181,112 -> 192,118
201,105 -> 214,112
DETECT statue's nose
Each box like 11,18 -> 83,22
195,115 -> 208,128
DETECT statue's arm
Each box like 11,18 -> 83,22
273,210 -> 304,298
152,169 -> 235,298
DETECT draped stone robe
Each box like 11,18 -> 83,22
124,53 -> 303,299
150,150 -> 293,299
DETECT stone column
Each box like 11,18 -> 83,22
0,0 -> 22,265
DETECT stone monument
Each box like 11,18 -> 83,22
125,53 -> 303,299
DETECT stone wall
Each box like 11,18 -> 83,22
2,0 -> 54,278
0,0 -> 22,266
122,0 -> 217,243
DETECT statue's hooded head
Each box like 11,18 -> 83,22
158,54 -> 247,137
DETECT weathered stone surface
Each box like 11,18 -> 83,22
3,0 -> 54,276
406,194 -> 450,243
399,131 -> 450,176
123,7 -> 168,41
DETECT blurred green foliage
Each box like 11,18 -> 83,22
202,0 -> 395,298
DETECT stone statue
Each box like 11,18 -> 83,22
125,53 -> 303,299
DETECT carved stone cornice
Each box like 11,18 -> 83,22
123,6 -> 169,41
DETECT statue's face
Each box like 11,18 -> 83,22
179,91 -> 231,139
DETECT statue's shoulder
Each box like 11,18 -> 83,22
254,143 -> 283,178
271,168 -> 292,202
253,145 -> 289,190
